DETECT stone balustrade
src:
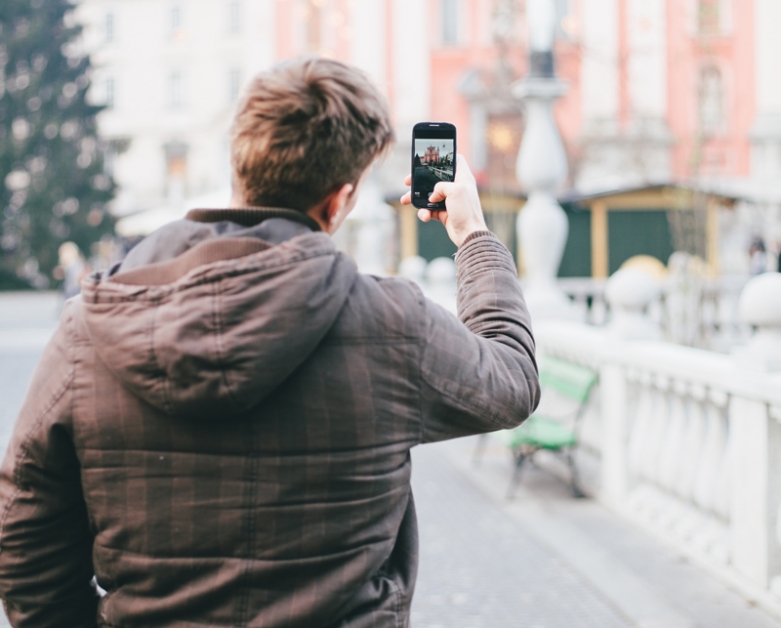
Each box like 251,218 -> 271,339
555,273 -> 750,350
533,271 -> 781,619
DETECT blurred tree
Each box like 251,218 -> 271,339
0,0 -> 115,290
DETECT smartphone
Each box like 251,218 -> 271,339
411,122 -> 456,211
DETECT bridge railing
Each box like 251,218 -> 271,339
534,271 -> 781,618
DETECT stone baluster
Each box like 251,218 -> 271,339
600,267 -> 665,505
643,375 -> 670,486
657,380 -> 689,496
692,392 -> 729,517
711,391 -> 732,522
601,267 -> 665,509
729,272 -> 781,588
676,383 -> 707,502
687,390 -> 730,561
627,371 -> 654,481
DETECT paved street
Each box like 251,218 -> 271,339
1,292 -> 780,627
412,439 -> 781,628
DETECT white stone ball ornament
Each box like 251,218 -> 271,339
737,272 -> 781,372
605,268 -> 662,341
398,256 -> 428,284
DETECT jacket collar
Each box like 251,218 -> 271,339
185,207 -> 322,232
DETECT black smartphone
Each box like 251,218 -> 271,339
411,122 -> 456,211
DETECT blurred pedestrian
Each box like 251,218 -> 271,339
0,58 -> 539,627
776,240 -> 781,272
56,241 -> 90,299
749,236 -> 767,275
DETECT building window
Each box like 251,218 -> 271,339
698,0 -> 720,35
698,66 -> 724,135
228,1 -> 241,34
169,71 -> 184,108
442,0 -> 459,45
105,77 -> 115,108
105,12 -> 114,42
228,68 -> 241,101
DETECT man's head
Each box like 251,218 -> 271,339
230,57 -> 394,232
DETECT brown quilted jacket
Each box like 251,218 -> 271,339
0,209 -> 539,627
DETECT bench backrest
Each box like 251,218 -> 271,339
538,356 -> 598,403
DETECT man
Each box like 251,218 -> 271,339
0,58 -> 539,627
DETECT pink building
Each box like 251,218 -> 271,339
271,0 -> 781,200
82,0 -> 781,257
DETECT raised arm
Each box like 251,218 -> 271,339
0,315 -> 99,628
400,156 -> 540,442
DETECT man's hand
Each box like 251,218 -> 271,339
400,154 -> 488,248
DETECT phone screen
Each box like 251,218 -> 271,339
411,122 -> 456,210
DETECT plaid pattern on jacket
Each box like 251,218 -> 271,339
0,212 -> 539,628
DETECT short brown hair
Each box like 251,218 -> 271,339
230,58 -> 394,211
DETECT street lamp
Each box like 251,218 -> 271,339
514,0 -> 577,319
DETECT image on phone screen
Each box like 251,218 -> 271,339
411,123 -> 456,210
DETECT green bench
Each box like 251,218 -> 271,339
477,355 -> 598,498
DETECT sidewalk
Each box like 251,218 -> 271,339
411,437 -> 781,628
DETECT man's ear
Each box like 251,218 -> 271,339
310,183 -> 356,234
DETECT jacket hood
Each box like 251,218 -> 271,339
80,232 -> 357,419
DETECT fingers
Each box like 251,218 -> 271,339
427,156 -> 471,203
417,208 -> 447,224
400,173 -> 413,204
428,181 -> 456,204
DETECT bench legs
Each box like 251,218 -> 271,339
475,436 -> 586,499
506,446 -> 585,499
565,447 -> 585,498
506,451 -> 527,499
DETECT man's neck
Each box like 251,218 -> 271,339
229,194 -> 329,233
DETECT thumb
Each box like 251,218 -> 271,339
428,181 -> 457,204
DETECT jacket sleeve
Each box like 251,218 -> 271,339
419,232 -> 540,443
0,316 -> 99,628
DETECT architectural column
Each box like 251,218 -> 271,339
391,0 -> 430,137
577,0 -> 620,189
751,0 -> 781,185
626,0 -> 671,180
751,0 -> 781,256
348,0 -> 386,90
246,0 -> 276,74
